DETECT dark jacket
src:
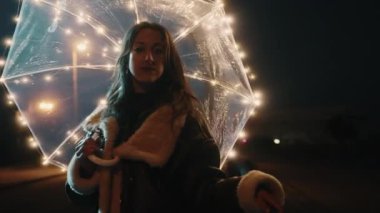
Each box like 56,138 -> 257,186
66,93 -> 285,213
66,112 -> 244,213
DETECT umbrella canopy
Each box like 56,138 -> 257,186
1,0 -> 256,168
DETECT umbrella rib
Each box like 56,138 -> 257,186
133,0 -> 140,23
45,123 -> 84,162
185,73 -> 253,101
3,65 -> 113,81
38,0 -> 119,47
173,3 -> 222,43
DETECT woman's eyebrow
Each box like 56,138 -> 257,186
134,41 -> 145,45
134,41 -> 162,45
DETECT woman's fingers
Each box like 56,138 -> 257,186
75,137 -> 100,157
256,190 -> 283,213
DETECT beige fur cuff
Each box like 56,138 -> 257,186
237,170 -> 285,212
66,155 -> 100,195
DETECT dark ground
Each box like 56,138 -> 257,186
225,140 -> 380,213
1,140 -> 379,213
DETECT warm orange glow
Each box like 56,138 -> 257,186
0,58 -> 5,67
4,38 -> 13,46
38,100 -> 56,114
227,149 -> 237,159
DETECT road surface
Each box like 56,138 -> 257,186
0,149 -> 379,213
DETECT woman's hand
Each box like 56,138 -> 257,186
75,128 -> 103,157
255,189 -> 284,213
75,132 -> 103,177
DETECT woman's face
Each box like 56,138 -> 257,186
128,28 -> 165,91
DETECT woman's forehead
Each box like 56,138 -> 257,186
134,28 -> 164,45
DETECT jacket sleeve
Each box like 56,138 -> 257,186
65,153 -> 100,205
174,116 -> 285,213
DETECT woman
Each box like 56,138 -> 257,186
66,22 -> 285,213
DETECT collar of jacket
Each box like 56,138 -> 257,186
83,104 -> 187,168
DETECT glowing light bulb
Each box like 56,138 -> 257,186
29,141 -> 38,148
216,0 -> 224,7
238,131 -> 247,139
98,98 -> 107,106
274,138 -> 280,144
106,63 -> 113,70
127,1 -> 135,10
227,149 -> 237,159
96,27 -> 105,34
44,75 -> 52,82
249,74 -> 256,80
239,51 -> 246,59
0,58 -> 6,67
7,94 -> 16,100
13,16 -> 21,23
76,42 -> 88,52
241,98 -> 250,105
225,15 -> 234,24
254,91 -> 262,99
4,38 -> 12,47
72,134 -> 79,141
21,77 -> 29,83
254,99 -> 262,107
17,115 -> 28,126
113,46 -> 121,52
65,29 -> 72,35
77,12 -> 85,23
223,28 -> 232,34
42,160 -> 49,166
38,101 -> 55,113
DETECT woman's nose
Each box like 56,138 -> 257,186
144,51 -> 154,62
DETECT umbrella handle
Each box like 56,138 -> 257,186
88,154 -> 120,167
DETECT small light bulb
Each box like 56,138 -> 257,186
274,138 -> 280,144
98,98 -> 107,106
44,75 -> 52,82
13,16 -> 21,23
65,29 -> 72,35
0,58 -> 5,67
96,27 -> 105,34
4,38 -> 12,46
228,150 -> 237,159
238,131 -> 246,139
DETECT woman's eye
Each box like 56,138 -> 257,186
154,47 -> 164,55
134,47 -> 144,52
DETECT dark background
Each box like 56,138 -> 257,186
1,0 -> 379,166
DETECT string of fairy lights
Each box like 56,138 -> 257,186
0,0 -> 263,170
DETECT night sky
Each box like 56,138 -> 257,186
1,0 -> 378,164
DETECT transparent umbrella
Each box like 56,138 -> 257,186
1,0 -> 257,169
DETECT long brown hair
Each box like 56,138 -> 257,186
104,22 -> 207,128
